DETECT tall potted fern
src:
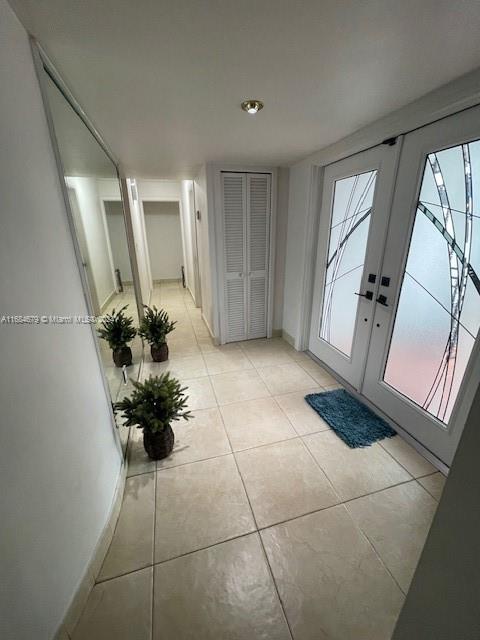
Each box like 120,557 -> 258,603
116,373 -> 192,459
138,305 -> 176,362
98,305 -> 137,367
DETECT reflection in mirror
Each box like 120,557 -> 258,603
42,71 -> 143,448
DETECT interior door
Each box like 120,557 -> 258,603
309,144 -> 400,389
222,172 -> 248,342
363,106 -> 480,466
246,173 -> 271,339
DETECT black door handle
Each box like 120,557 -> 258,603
376,294 -> 388,307
354,290 -> 373,300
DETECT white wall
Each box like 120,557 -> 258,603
105,201 -> 133,283
67,176 -> 116,308
273,167 -> 289,331
138,179 -> 181,201
124,179 -> 151,305
194,165 -> 216,335
180,179 -> 199,304
393,381 -> 480,640
282,163 -> 315,347
0,3 -> 122,638
144,201 -> 183,280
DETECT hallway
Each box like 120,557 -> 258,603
72,282 -> 446,640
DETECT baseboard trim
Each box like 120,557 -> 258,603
271,328 -> 282,338
201,312 -> 219,344
100,289 -> 116,314
55,461 -> 127,639
282,330 -> 295,347
186,285 -> 197,306
152,278 -> 182,284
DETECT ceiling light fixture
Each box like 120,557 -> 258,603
241,99 -> 264,115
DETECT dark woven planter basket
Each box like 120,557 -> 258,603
113,346 -> 132,367
143,425 -> 175,460
151,343 -> 169,362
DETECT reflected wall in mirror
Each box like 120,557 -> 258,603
42,71 -> 143,428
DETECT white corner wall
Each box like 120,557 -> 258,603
194,165 -> 216,335
273,167 -> 290,331
67,176 -> 116,308
0,3 -> 122,638
282,163 -> 314,347
392,382 -> 480,640
125,179 -> 151,304
180,179 -> 198,303
105,201 -> 133,283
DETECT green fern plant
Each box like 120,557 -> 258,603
138,305 -> 176,346
115,373 -> 192,433
97,305 -> 136,350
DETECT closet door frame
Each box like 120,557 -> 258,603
212,165 -> 277,345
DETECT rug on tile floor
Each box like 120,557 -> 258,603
305,389 -> 396,448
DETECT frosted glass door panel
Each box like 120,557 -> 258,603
384,141 -> 480,424
320,170 -> 377,356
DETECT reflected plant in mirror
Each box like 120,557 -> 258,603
138,305 -> 176,362
98,305 -> 137,367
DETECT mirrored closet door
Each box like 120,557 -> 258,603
37,55 -> 143,429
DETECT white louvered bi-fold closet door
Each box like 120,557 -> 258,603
222,173 -> 248,341
222,172 -> 271,342
246,173 -> 270,339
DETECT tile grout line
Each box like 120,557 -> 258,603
377,439 -> 419,481
413,475 -> 441,502
95,530 -> 257,585
341,502 -> 408,597
295,433 -> 344,501
217,407 -> 295,640
150,284 -> 185,640
129,425 -> 347,481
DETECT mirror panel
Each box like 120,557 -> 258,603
42,71 -> 143,443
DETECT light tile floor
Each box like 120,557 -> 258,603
73,281 -> 447,640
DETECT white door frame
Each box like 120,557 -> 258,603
186,180 -> 202,307
139,196 -> 187,289
100,196 -> 122,293
212,164 -> 278,345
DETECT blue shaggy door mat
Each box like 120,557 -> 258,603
305,389 -> 396,448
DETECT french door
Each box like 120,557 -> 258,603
309,144 -> 400,389
221,172 -> 271,343
310,105 -> 480,466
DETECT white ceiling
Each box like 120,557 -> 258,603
11,0 -> 480,178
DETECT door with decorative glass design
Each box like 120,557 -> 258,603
363,106 -> 480,465
309,145 -> 400,389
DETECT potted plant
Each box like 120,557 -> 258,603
116,373 -> 192,459
138,305 -> 176,362
98,305 -> 137,367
